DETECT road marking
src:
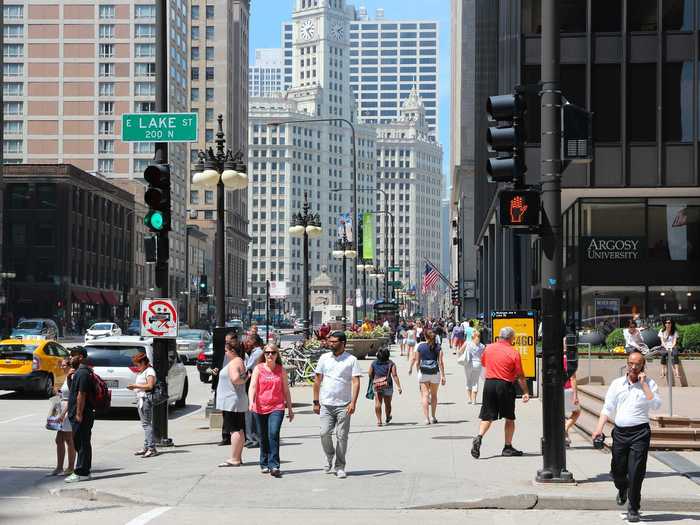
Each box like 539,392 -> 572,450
0,414 -> 35,424
124,506 -> 172,525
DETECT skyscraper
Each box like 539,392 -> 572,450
1,0 -> 189,296
249,48 -> 284,97
248,0 -> 376,318
187,0 -> 250,319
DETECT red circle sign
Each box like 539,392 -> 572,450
141,300 -> 177,337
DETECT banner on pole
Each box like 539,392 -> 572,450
362,212 -> 374,260
337,213 -> 353,242
269,281 -> 288,299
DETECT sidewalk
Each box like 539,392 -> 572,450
5,342 -> 700,511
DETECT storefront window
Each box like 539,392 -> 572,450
663,0 -> 693,31
581,286 -> 646,334
581,200 -> 645,236
648,286 -> 700,324
592,0 -> 622,32
647,199 -> 700,260
629,0 -> 658,31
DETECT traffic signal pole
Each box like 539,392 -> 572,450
152,0 -> 172,446
536,0 -> 570,482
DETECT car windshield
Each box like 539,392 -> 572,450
179,331 -> 204,340
16,321 -> 41,330
91,323 -> 113,331
86,346 -> 147,367
0,343 -> 38,355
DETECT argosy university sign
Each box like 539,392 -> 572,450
582,236 -> 645,261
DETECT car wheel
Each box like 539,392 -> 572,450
199,371 -> 210,383
175,377 -> 188,408
43,375 -> 54,398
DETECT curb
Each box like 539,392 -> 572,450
410,494 -> 700,512
49,487 -> 162,507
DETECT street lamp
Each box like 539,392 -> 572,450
332,226 -> 356,330
356,260 -> 374,320
191,114 -> 247,330
369,268 -> 384,307
289,191 -> 322,339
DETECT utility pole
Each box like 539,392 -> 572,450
266,275 -> 271,329
537,0 -> 571,483
152,0 -> 172,446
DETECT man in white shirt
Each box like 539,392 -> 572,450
313,330 -> 362,479
592,351 -> 662,523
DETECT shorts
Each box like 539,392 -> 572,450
660,348 -> 680,365
417,372 -> 440,384
564,388 -> 580,416
222,411 -> 246,434
374,387 -> 394,397
479,379 -> 516,421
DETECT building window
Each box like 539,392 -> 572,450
135,44 -> 155,57
206,88 -> 214,101
191,26 -> 199,40
135,4 -> 155,18
98,101 -> 114,115
134,142 -> 154,154
99,44 -> 114,58
99,24 -> 115,39
3,139 -> 23,154
191,5 -> 199,19
663,62 -> 693,142
3,101 -> 23,115
648,199 -> 700,261
99,82 -> 115,96
98,159 -> 114,173
629,0 -> 658,31
206,67 -> 214,80
3,43 -> 23,58
191,46 -> 200,60
191,67 -> 199,80
3,24 -> 23,38
98,120 -> 115,135
627,64 -> 657,141
99,5 -> 115,18
190,190 -> 199,204
99,63 -> 115,77
206,46 -> 214,60
134,82 -> 155,97
3,63 -> 23,77
3,121 -> 22,134
205,108 -> 214,121
135,101 -> 155,112
206,26 -> 215,40
135,62 -> 156,77
204,210 -> 214,220
205,190 -> 214,204
3,5 -> 23,19
135,24 -> 156,38
591,0 -> 622,31
206,5 -> 215,18
98,139 -> 114,154
191,88 -> 199,101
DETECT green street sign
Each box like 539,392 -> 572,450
121,112 -> 198,142
388,280 -> 402,287
388,267 -> 400,272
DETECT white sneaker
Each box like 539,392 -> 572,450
336,469 -> 347,479
324,465 -> 335,475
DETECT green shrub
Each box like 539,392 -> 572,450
606,328 -> 625,349
680,323 -> 700,351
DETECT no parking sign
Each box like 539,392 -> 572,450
140,299 -> 179,338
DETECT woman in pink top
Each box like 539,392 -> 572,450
248,344 -> 294,477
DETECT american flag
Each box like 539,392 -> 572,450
421,263 -> 440,294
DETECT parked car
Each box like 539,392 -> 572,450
293,320 -> 305,334
259,325 -> 280,346
196,342 -> 213,383
125,319 -> 141,336
83,336 -> 188,410
225,319 -> 244,330
0,338 -> 69,397
176,329 -> 211,364
84,322 -> 122,343
10,319 -> 59,341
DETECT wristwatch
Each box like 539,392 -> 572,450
313,400 -> 320,405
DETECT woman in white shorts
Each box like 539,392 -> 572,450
408,329 -> 445,425
405,323 -> 417,361
459,330 -> 484,404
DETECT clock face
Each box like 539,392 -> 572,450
330,21 -> 344,41
300,19 -> 316,40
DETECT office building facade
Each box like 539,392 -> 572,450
458,0 -> 700,331
2,0 -> 189,299
249,48 -> 284,97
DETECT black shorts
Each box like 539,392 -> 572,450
479,379 -> 516,421
222,411 -> 246,434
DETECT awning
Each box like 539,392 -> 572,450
102,291 -> 120,306
72,290 -> 89,303
87,291 -> 103,304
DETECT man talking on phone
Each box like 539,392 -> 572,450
592,350 -> 661,523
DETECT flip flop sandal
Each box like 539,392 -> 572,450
218,461 -> 242,467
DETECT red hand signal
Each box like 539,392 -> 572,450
509,196 -> 528,223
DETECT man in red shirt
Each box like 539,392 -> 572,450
471,326 -> 530,459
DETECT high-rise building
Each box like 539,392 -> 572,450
187,0 -> 250,319
1,0 -> 189,301
248,0 -> 376,318
375,89 -> 442,315
456,0 -> 700,329
249,48 -> 284,97
282,7 -> 440,137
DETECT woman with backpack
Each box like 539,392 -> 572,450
408,329 -> 445,425
127,352 -> 157,458
369,347 -> 402,426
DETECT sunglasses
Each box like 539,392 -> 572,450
665,321 -> 672,324
264,351 -> 278,356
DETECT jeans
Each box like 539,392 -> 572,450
320,404 -> 352,471
254,410 -> 284,469
70,411 -> 94,476
611,423 -> 651,512
137,395 -> 155,450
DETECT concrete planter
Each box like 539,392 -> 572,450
346,338 -> 385,359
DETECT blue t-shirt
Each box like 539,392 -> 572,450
417,342 -> 441,374
370,360 -> 394,389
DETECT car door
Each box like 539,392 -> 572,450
42,343 -> 64,385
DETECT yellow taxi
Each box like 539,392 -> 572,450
0,339 -> 70,397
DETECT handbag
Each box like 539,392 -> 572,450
456,348 -> 468,366
46,395 -> 62,431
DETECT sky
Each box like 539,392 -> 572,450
248,0 -> 453,194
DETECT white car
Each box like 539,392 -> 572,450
84,322 -> 122,343
83,336 -> 188,410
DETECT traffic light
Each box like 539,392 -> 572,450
143,163 -> 171,232
199,275 -> 207,302
486,93 -> 526,184
499,189 -> 540,227
451,285 -> 460,306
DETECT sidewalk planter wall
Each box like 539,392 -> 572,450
345,338 -> 386,360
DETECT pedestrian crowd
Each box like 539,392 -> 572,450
43,315 -> 667,522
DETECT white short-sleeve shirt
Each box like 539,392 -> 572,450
315,351 -> 363,406
135,367 -> 156,399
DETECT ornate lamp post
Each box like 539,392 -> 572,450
356,260 -> 374,321
332,227 -> 356,330
289,191 -> 322,339
369,267 -> 385,308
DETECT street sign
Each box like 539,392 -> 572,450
269,281 -> 288,299
121,112 -> 198,142
140,299 -> 179,338
491,310 -> 537,379
388,267 -> 400,272
388,280 -> 402,287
